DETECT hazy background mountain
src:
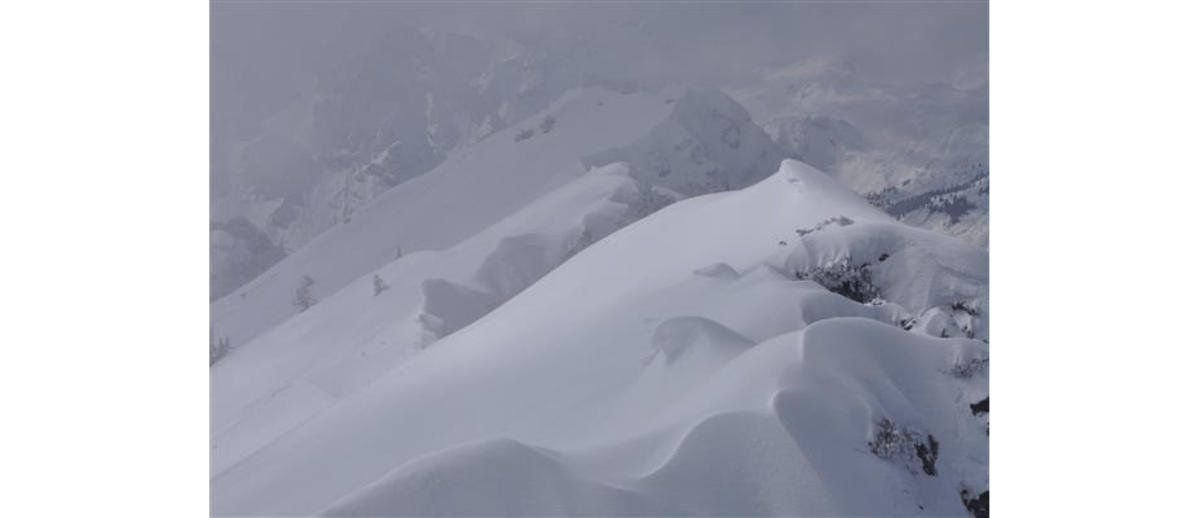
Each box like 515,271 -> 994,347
211,2 -> 987,299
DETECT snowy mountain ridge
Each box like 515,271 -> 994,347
211,160 -> 989,517
213,25 -> 989,301
210,85 -> 785,357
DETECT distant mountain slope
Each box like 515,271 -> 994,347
211,25 -> 508,300
211,160 -> 988,517
727,60 -> 989,247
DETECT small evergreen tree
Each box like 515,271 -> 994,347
373,274 -> 389,296
294,275 -> 317,312
794,256 -> 880,303
513,128 -> 535,142
210,325 -> 230,366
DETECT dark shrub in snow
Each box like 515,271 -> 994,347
373,274 -> 389,296
961,489 -> 989,518
294,275 -> 317,312
210,326 -> 230,366
867,419 -> 940,476
914,434 -> 939,476
949,300 -> 980,316
794,215 -> 854,238
795,256 -> 880,303
947,357 -> 989,379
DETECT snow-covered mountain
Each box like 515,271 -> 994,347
209,22 -> 733,302
211,159 -> 988,516
727,60 -> 989,247
212,24 -> 988,303
210,84 -> 785,356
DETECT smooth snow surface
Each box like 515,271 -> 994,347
211,159 -> 988,516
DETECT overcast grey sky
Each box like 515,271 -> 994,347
212,1 -> 988,89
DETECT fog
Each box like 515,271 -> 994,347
209,1 -> 987,300
211,1 -> 986,185
212,2 -> 987,97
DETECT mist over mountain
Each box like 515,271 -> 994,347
210,4 -> 987,300
211,4 -> 988,517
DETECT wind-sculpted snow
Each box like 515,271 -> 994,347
319,438 -> 649,517
211,159 -> 988,515
211,160 -> 988,516
413,279 -> 498,346
316,321 -> 986,517
210,164 -> 677,476
691,262 -> 739,279
781,220 -> 989,340
647,316 -> 754,365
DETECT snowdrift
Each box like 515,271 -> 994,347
211,164 -> 670,475
211,160 -> 989,517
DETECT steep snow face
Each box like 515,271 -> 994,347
211,160 -> 989,517
726,59 -> 989,247
209,85 -> 785,354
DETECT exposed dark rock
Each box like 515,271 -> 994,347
961,489 -> 989,518
970,397 -> 989,416
914,434 -> 939,476
950,300 -> 980,316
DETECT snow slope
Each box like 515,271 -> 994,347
209,85 -> 786,353
210,163 -> 674,476
211,160 -> 988,516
